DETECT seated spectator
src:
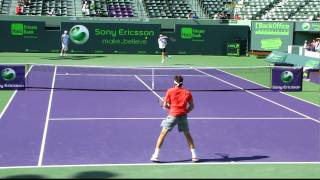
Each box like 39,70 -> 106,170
315,38 -> 320,52
188,12 -> 198,19
48,8 -> 55,16
82,1 -> 89,15
23,0 -> 30,6
212,13 -> 219,20
218,12 -> 228,19
15,3 -> 23,15
234,14 -> 241,20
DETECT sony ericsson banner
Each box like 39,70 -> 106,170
251,21 -> 294,51
271,67 -> 303,91
61,22 -> 161,54
0,65 -> 25,90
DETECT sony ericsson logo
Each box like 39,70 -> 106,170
1,68 -> 16,81
69,25 -> 90,45
280,71 -> 294,84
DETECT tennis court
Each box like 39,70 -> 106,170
0,54 -> 319,178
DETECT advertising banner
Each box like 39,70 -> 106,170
251,21 -> 294,51
295,22 -> 320,32
0,21 -> 46,52
61,22 -> 161,54
0,65 -> 25,90
271,67 -> 303,91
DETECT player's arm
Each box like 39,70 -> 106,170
187,95 -> 194,113
163,92 -> 171,109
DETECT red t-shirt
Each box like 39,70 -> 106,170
164,86 -> 193,116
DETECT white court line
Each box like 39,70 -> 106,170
38,66 -> 57,167
56,73 -> 208,77
0,65 -> 34,119
194,69 -> 320,124
134,75 -> 163,101
49,117 -> 310,121
215,68 -> 320,107
0,161 -> 320,170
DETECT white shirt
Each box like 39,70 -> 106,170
158,36 -> 167,49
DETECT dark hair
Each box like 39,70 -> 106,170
174,75 -> 183,87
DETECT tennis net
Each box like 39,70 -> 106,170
18,64 -> 274,92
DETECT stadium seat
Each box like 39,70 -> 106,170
143,0 -> 192,18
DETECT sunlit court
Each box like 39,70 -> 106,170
0,0 -> 319,178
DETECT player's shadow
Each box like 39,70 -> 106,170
4,174 -> 48,179
44,55 -> 106,60
158,153 -> 269,163
72,171 -> 118,179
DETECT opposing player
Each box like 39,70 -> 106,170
150,75 -> 199,163
60,30 -> 70,57
158,34 -> 172,63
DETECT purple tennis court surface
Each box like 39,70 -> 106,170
0,65 -> 319,167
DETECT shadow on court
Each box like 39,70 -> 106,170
44,55 -> 107,60
158,154 -> 269,163
4,174 -> 49,179
72,171 -> 118,179
200,153 -> 270,162
173,64 -> 195,66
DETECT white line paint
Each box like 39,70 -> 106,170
215,68 -> 320,107
0,65 -> 34,119
49,117 -> 309,121
55,73 -> 208,77
134,75 -> 163,101
37,66 -> 57,167
0,161 -> 320,170
194,69 -> 320,124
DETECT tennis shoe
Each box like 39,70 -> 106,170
192,157 -> 200,163
150,155 -> 160,162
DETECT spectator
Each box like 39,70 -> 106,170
23,0 -> 30,6
82,1 -> 89,15
48,8 -> 55,16
315,38 -> 320,52
234,14 -> 241,20
188,12 -> 198,19
15,3 -> 23,15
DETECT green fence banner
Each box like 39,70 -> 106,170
295,22 -> 320,32
251,21 -> 294,51
61,22 -> 161,54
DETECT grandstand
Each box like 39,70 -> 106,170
0,0 -> 319,21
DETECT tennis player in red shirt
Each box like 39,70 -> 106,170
150,75 -> 199,162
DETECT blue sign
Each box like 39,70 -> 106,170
272,67 -> 303,91
0,65 -> 25,90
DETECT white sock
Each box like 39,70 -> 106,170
191,148 -> 197,158
153,148 -> 160,157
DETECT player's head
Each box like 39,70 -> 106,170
64,30 -> 68,34
174,75 -> 183,87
